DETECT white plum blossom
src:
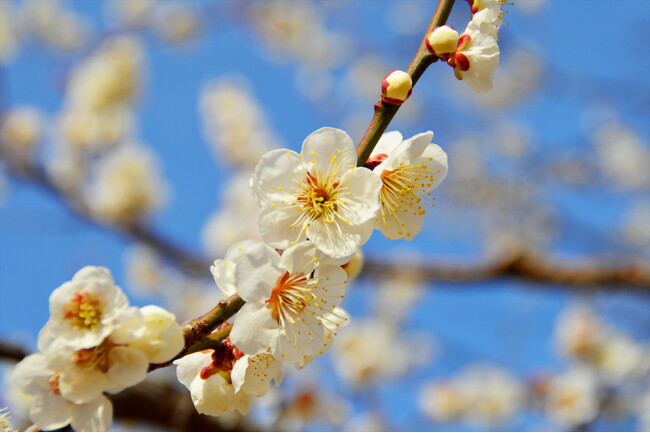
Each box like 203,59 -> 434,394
554,305 -> 605,362
130,305 -> 184,364
210,240 -> 260,298
0,107 -> 43,166
333,319 -> 415,387
200,78 -> 282,168
29,266 -> 184,407
251,127 -> 382,258
85,143 -> 168,223
447,13 -> 500,92
66,35 -> 143,112
174,350 -> 250,417
419,381 -> 466,423
229,241 -> 347,364
545,368 -> 599,428
367,131 -> 448,240
297,306 -> 350,369
12,354 -> 112,432
41,309 -> 149,404
39,266 -> 130,350
457,365 -> 524,426
467,0 -> 511,32
231,351 -> 284,397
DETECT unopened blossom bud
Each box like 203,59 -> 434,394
425,26 -> 459,58
381,70 -> 412,105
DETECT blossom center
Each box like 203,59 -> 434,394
297,172 -> 339,222
75,338 -> 115,373
48,374 -> 61,396
266,272 -> 311,324
64,292 -> 103,331
380,162 -> 436,214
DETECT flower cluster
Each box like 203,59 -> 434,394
172,126 -> 447,417
426,6 -> 501,92
12,267 -> 184,431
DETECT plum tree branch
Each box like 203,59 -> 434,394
355,0 -> 456,166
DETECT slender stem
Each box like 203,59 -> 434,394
185,323 -> 233,354
148,294 -> 244,371
356,0 -> 456,167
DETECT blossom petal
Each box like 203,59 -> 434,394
58,365 -> 108,404
70,395 -> 113,432
230,301 -> 279,356
377,205 -> 425,240
232,353 -> 283,396
306,218 -> 360,258
234,242 -> 283,302
11,353 -> 51,395
190,373 -> 250,416
301,127 -> 356,175
105,346 -> 149,393
30,395 -> 73,431
174,351 -> 212,389
370,131 -> 403,158
257,202 -> 305,251
273,311 -> 325,364
250,148 -> 303,205
210,259 -> 236,297
278,241 -> 320,276
109,307 -> 145,344
337,167 -> 382,225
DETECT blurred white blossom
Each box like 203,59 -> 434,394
85,143 -> 168,224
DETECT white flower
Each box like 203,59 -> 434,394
545,368 -> 599,428
0,108 -> 43,165
210,240 -> 260,298
200,78 -> 281,168
231,352 -> 284,397
333,320 -> 412,386
468,0 -> 511,31
368,131 -> 448,240
57,107 -> 133,150
174,351 -> 250,417
448,14 -> 500,93
251,127 -> 382,258
229,241 -> 347,364
296,306 -> 350,369
129,305 -> 184,364
554,305 -> 605,362
40,306 -> 150,404
419,381 -> 466,423
40,266 -> 130,350
457,365 -> 523,426
67,35 -> 142,112
12,354 -> 112,432
595,334 -> 650,383
85,143 -> 168,223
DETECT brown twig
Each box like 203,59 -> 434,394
362,247 -> 650,290
355,0 -> 456,166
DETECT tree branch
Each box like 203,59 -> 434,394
362,247 -> 650,290
355,0 -> 456,166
